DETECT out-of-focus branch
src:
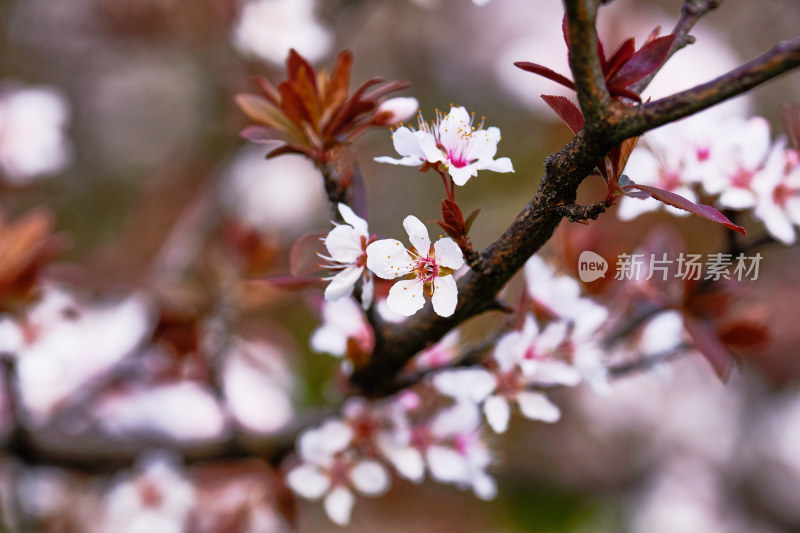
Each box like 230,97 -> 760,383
629,0 -> 724,94
614,37 -> 800,142
564,0 -> 611,129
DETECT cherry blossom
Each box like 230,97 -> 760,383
310,297 -> 374,363
378,401 -> 496,500
413,329 -> 461,371
433,315 -> 579,434
374,106 -> 514,186
0,85 -> 71,185
702,117 -> 773,209
221,338 -> 295,434
752,145 -> 800,244
366,215 -> 464,317
232,0 -> 332,66
222,147 -> 325,235
524,255 -> 609,338
286,419 -> 390,526
319,203 -> 374,309
9,286 -> 153,426
99,454 -> 195,533
617,123 -> 704,220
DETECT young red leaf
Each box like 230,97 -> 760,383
463,208 -> 481,236
624,182 -> 746,234
607,85 -> 643,102
605,38 -> 636,80
290,232 -> 327,277
514,62 -> 576,91
441,198 -> 466,235
541,95 -> 584,134
683,316 -> 737,381
609,35 -> 676,89
435,220 -> 460,240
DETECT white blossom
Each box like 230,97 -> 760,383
0,85 -> 71,185
99,454 -> 195,533
232,0 -> 332,66
374,106 -> 513,186
752,145 -> 800,245
286,419 -> 390,526
310,297 -> 373,359
319,203 -> 374,309
366,215 -> 464,317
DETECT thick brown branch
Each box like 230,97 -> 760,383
564,0 -> 611,129
614,36 -> 800,142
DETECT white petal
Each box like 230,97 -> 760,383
374,155 -> 426,166
366,239 -> 414,279
324,225 -> 363,263
350,460 -> 390,496
416,130 -> 445,164
483,156 -> 514,173
324,487 -> 355,527
616,195 -> 661,220
431,402 -> 481,437
324,265 -> 362,301
337,203 -> 368,236
402,215 -> 431,255
516,392 -> 561,423
472,472 -> 498,501
431,274 -> 458,317
298,420 -> 353,462
377,438 -> 425,483
759,206 -> 796,245
426,446 -> 470,484
432,367 -> 496,403
391,126 -> 426,160
433,238 -> 464,270
310,325 -> 346,357
531,361 -> 582,386
386,279 -> 425,316
360,275 -> 374,310
448,165 -> 477,186
286,464 -> 330,500
717,187 -> 756,210
483,395 -> 510,434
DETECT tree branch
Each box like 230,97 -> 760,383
564,0 -> 611,129
629,0 -> 724,94
351,30 -> 800,397
614,37 -> 800,142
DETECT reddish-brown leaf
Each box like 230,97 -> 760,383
441,198 -> 466,235
287,49 -> 317,93
326,50 -> 353,109
624,183 -> 746,234
290,232 -> 327,277
252,76 -> 281,106
608,85 -> 643,102
605,38 -> 636,80
278,82 -> 311,126
514,62 -> 576,91
718,321 -> 769,348
610,34 -> 676,89
684,316 -> 736,380
541,95 -> 584,134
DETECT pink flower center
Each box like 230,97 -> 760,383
731,168 -> 754,189
413,255 -> 439,284
773,182 -> 795,208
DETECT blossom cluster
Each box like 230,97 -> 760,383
618,115 -> 800,244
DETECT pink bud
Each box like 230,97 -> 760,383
375,97 -> 419,126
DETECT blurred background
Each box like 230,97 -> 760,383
1,0 -> 800,531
